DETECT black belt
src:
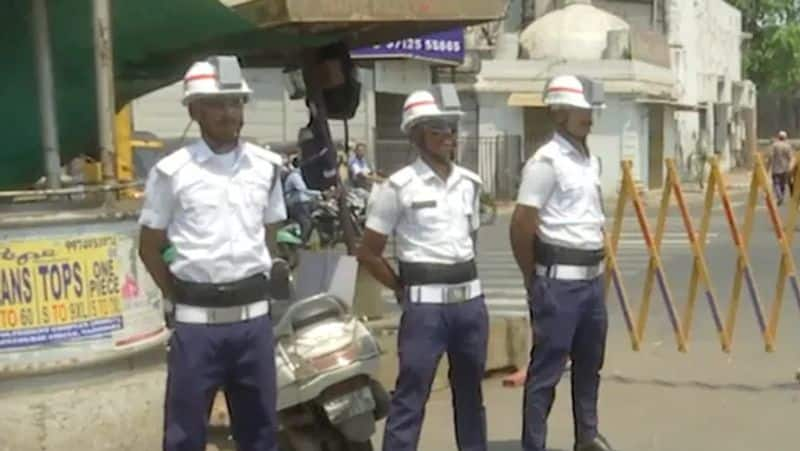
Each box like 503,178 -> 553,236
173,273 -> 270,308
398,260 -> 477,285
533,237 -> 604,267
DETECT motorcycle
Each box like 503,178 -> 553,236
270,260 -> 390,451
309,189 -> 366,248
346,186 -> 369,231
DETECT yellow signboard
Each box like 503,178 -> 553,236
0,235 -> 124,349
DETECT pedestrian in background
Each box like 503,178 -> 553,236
284,156 -> 325,244
767,131 -> 795,205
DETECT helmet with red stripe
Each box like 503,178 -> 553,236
401,88 -> 464,134
182,56 -> 253,106
543,74 -> 605,110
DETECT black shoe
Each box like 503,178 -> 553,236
574,434 -> 615,451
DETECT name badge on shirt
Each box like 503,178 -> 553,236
411,200 -> 437,210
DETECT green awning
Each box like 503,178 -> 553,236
3,0 -> 505,188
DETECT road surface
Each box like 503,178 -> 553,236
210,187 -> 800,450
371,188 -> 800,451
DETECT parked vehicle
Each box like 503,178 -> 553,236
270,261 -> 390,451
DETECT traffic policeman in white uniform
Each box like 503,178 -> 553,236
510,75 -> 614,451
357,85 -> 489,451
138,56 -> 285,451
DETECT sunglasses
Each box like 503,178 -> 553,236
195,96 -> 247,110
421,120 -> 458,136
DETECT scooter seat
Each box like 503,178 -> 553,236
290,298 -> 342,331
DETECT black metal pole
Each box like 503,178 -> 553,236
31,0 -> 62,189
93,0 -> 117,185
301,51 -> 358,255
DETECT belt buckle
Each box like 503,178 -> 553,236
444,285 -> 468,303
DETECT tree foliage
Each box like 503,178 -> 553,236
730,0 -> 800,92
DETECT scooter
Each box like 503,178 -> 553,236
160,248 -> 389,451
270,260 -> 390,451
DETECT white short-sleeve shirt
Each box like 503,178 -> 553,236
139,139 -> 287,283
348,156 -> 371,178
516,133 -> 605,250
365,158 -> 482,264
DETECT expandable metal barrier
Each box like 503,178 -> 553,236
604,155 -> 800,353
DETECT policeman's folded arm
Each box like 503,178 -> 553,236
264,222 -> 282,258
137,225 -> 175,300
509,204 -> 539,287
355,228 -> 402,296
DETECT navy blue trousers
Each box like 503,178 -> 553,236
382,296 -> 489,451
163,314 -> 278,451
522,275 -> 608,451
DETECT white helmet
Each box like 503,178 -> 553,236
182,56 -> 253,106
543,74 -> 605,110
401,89 -> 464,134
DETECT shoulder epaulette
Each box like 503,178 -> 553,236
534,154 -> 555,166
388,166 -> 415,189
245,143 -> 284,167
155,148 -> 192,176
531,141 -> 560,165
459,166 -> 483,185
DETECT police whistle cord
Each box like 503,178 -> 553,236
606,156 -> 800,353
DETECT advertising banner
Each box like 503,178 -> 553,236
0,235 -> 124,349
352,28 -> 465,65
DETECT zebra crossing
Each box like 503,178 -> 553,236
380,220 -> 718,317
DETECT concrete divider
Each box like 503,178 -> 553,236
0,217 -> 171,451
0,343 -> 167,451
368,315 -> 530,392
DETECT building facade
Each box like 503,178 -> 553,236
131,30 -> 468,177
460,0 -> 755,197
